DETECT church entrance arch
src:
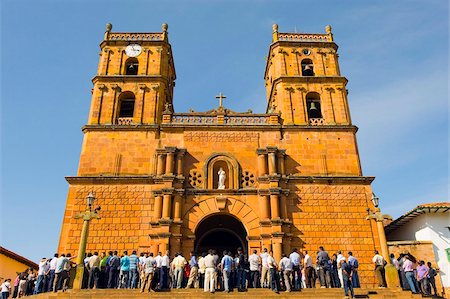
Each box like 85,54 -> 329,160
194,214 -> 247,255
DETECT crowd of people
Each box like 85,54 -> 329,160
0,247 -> 440,299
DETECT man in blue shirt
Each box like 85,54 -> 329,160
221,251 -> 234,292
128,251 -> 139,289
341,258 -> 355,299
120,251 -> 130,289
107,251 -> 120,289
186,251 -> 198,288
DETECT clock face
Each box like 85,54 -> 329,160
302,48 -> 311,56
125,44 -> 142,57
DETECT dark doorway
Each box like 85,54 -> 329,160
195,214 -> 247,256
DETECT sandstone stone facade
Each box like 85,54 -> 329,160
58,23 -> 381,286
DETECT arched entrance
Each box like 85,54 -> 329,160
195,214 -> 247,255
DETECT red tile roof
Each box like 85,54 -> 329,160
384,202 -> 450,234
0,246 -> 38,270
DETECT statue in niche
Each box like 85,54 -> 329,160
218,167 -> 226,189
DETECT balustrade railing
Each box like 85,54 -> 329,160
117,117 -> 134,125
172,115 -> 217,124
278,33 -> 331,42
309,118 -> 325,126
225,115 -> 269,124
108,33 -> 164,41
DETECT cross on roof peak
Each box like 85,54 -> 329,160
215,92 -> 227,107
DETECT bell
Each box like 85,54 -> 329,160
129,64 -> 135,69
304,64 -> 312,71
309,102 -> 317,111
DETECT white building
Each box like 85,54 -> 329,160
385,202 -> 450,292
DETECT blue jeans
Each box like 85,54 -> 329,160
47,270 -> 55,292
292,265 -> 302,289
237,269 -> 246,290
2,292 -> 10,299
405,271 -> 417,293
160,266 -> 168,289
343,276 -> 354,297
34,274 -> 45,294
129,268 -> 139,288
269,268 -> 279,292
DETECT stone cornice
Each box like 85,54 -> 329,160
81,124 -> 358,133
273,75 -> 348,85
92,75 -> 169,84
65,175 -> 184,185
284,175 -> 375,185
185,189 -> 259,196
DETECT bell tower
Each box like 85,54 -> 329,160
264,24 -> 351,126
88,23 -> 176,125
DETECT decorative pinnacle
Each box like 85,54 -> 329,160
162,23 -> 168,32
106,23 -> 112,32
272,23 -> 278,33
325,25 -> 332,34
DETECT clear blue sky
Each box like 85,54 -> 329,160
1,0 -> 448,262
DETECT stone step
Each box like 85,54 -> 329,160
30,288 -> 426,299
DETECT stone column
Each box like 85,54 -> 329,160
260,195 -> 271,220
173,193 -> 182,222
176,149 -> 186,176
153,195 -> 163,221
162,194 -> 172,219
280,195 -> 288,220
165,148 -> 175,175
277,150 -> 286,176
270,194 -> 280,220
257,149 -> 268,176
272,238 -> 283,262
156,152 -> 166,176
267,147 -> 278,175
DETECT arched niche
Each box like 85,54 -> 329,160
203,153 -> 240,189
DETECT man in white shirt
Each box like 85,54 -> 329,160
47,253 -> 58,292
280,253 -> 293,292
303,251 -> 313,288
336,250 -> 345,288
267,251 -> 279,293
140,253 -> 156,293
34,258 -> 49,294
203,249 -> 216,293
1,278 -> 11,298
248,249 -> 261,288
88,252 -> 101,289
172,252 -> 187,289
154,252 -> 162,289
260,248 -> 270,288
289,248 -> 301,290
160,250 -> 170,290
372,251 -> 386,288
198,252 -> 206,289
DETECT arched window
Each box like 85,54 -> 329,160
125,58 -> 138,75
117,92 -> 135,124
306,92 -> 322,119
301,59 -> 314,76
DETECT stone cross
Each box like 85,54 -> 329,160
215,92 -> 227,107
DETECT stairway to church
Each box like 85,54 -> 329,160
30,288 -> 429,299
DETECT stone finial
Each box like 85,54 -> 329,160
272,23 -> 279,33
162,23 -> 168,32
106,23 -> 112,32
325,25 -> 332,34
272,24 -> 279,42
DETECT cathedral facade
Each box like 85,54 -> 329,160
58,23 -> 381,286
